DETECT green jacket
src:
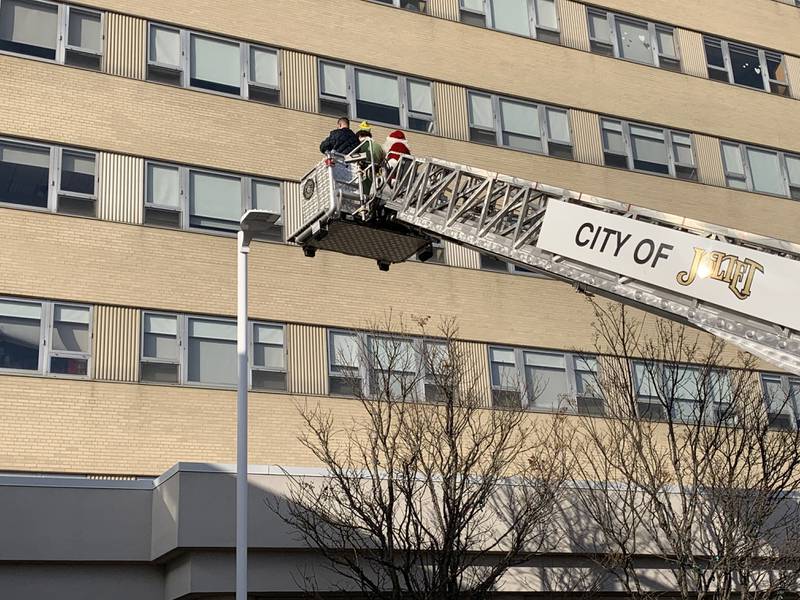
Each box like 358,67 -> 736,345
355,138 -> 386,166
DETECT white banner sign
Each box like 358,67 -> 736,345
536,200 -> 800,331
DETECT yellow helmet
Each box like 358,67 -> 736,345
358,121 -> 372,132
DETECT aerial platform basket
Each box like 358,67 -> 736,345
288,154 -> 432,269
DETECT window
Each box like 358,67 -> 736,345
144,161 -> 284,239
0,0 -> 102,69
372,0 -> 427,12
761,373 -> 799,430
459,0 -> 560,43
140,312 -> 286,391
600,118 -> 697,180
720,142 -> 800,199
147,22 -> 280,104
479,254 -> 547,278
0,137 -> 97,215
489,346 -> 602,413
633,362 -> 732,423
0,297 -> 90,376
318,62 -> 434,132
703,36 -> 789,96
467,91 -> 572,158
588,10 -> 679,71
328,330 -> 447,402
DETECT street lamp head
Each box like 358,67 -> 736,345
240,209 -> 281,247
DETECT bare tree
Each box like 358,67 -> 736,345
273,315 -> 571,600
567,301 -> 800,600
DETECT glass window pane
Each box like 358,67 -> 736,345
0,0 -> 58,58
372,337 -> 415,371
601,121 -> 625,154
144,314 -> 177,335
254,344 -> 284,369
721,143 -> 745,176
60,152 -> 95,196
785,155 -> 800,186
546,108 -> 570,143
535,0 -> 558,30
188,318 -> 236,340
767,54 -> 786,82
331,332 -> 359,369
355,70 -> 399,106
462,0 -> 484,11
0,142 -> 50,208
188,337 -> 236,385
630,125 -> 668,168
500,99 -> 540,136
746,147 -> 785,196
147,163 -> 180,208
491,0 -> 530,36
490,347 -> 515,364
52,306 -> 89,353
190,34 -> 241,93
254,323 -> 283,345
68,9 -> 101,52
249,46 -> 277,87
144,331 -> 177,361
729,45 -> 765,90
656,27 -> 676,58
704,38 -> 725,68
252,179 -> 281,214
320,62 -> 346,97
150,25 -> 180,67
524,351 -> 566,369
0,299 -> 41,371
469,92 -> 494,129
189,171 -> 242,230
407,80 -> 432,115
527,366 -> 568,409
588,11 -> 610,43
671,133 -> 694,164
763,376 -> 790,414
634,363 -> 657,397
616,18 -> 654,65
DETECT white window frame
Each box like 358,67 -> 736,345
761,373 -> 800,430
146,21 -> 281,103
703,36 -> 789,96
317,61 -> 435,132
587,9 -> 680,71
467,90 -> 573,158
370,0 -> 428,12
720,141 -> 800,200
0,296 -> 92,378
459,0 -> 560,42
600,118 -> 697,180
250,321 -> 288,391
488,345 -> 602,413
139,312 -> 287,391
0,136 -> 97,216
143,160 -> 285,239
327,329 -> 447,402
0,0 -> 103,69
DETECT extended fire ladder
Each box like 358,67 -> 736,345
289,153 -> 800,375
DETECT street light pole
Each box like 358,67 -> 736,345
236,229 -> 250,600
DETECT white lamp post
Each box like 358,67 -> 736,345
236,210 -> 281,600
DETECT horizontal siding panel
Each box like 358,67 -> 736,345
103,12 -> 146,79
427,0 -> 460,21
557,0 -> 590,52
287,323 -> 328,396
569,109 -> 603,166
98,152 -> 144,224
676,29 -> 708,78
694,134 -> 726,187
445,242 -> 480,269
433,82 -> 469,141
282,50 -> 319,113
92,305 -> 141,382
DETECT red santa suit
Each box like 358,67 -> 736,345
383,130 -> 411,170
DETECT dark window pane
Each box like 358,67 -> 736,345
320,98 -> 349,117
408,117 -> 432,133
147,66 -> 182,86
469,128 -> 497,145
729,46 -> 765,90
0,313 -> 40,371
480,254 -> 509,272
708,68 -> 729,83
633,159 -> 670,175
548,142 -> 573,159
57,196 -> 95,217
65,50 -> 101,70
604,152 -> 629,169
144,207 -> 181,228
355,100 -> 401,126
460,11 -> 486,27
400,0 -> 425,10
493,389 -> 521,409
0,0 -> 58,60
704,39 -> 725,67
590,40 -> 614,57
249,85 -> 280,105
252,370 -> 287,391
141,362 -> 179,383
190,78 -> 240,95
330,376 -> 361,396
61,153 -> 95,195
50,356 -> 88,376
536,29 -> 561,45
0,143 -> 50,208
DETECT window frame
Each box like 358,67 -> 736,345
187,29 -> 244,97
370,0 -> 428,12
760,372 -> 800,430
139,312 -> 287,391
0,0 -> 103,68
466,90 -> 573,158
600,117 -> 697,180
245,43 -> 281,104
703,36 -> 790,96
327,329 -> 447,403
249,321 -> 287,391
317,60 -> 435,132
459,0 -> 560,42
0,296 -> 92,378
487,345 -> 602,413
0,136 -> 98,216
143,160 -> 285,239
587,9 -> 680,71
720,141 -> 799,200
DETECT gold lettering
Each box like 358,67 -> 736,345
676,247 -> 764,300
676,247 -> 705,287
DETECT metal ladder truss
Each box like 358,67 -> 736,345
376,154 -> 800,375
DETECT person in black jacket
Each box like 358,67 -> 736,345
319,117 -> 359,155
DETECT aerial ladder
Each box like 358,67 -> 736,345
288,151 -> 800,375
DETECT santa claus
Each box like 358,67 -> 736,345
382,129 -> 411,170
